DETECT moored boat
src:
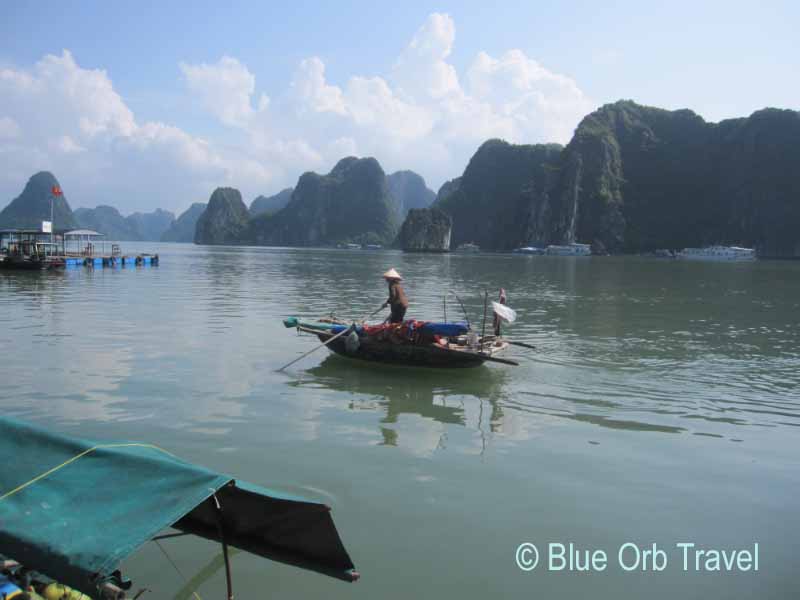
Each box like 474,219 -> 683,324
0,416 -> 359,598
455,242 -> 480,253
545,243 -> 591,256
677,245 -> 756,261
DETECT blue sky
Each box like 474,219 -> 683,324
1,0 -> 797,214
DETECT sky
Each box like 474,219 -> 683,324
1,0 -> 797,215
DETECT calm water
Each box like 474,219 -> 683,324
1,244 -> 798,599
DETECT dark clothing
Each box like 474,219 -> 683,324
387,281 -> 409,309
389,304 -> 407,323
386,280 -> 409,323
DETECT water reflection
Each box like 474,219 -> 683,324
296,355 -> 510,452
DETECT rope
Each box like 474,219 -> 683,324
155,539 -> 204,600
0,443 -> 177,501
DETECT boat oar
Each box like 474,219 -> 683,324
277,305 -> 385,372
479,354 -> 520,366
277,324 -> 355,372
507,340 -> 537,350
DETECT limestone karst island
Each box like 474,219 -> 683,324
1,4 -> 798,600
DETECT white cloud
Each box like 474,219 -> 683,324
0,16 -> 593,214
393,13 -> 460,100
180,56 -> 268,128
466,49 -> 591,142
0,50 -> 275,212
53,135 -> 86,154
289,57 -> 346,115
0,116 -> 20,139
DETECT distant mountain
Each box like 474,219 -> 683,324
161,203 -> 207,242
549,101 -> 800,256
0,171 -> 78,230
74,205 -> 142,240
247,157 -> 401,246
194,188 -> 250,245
435,101 -> 800,256
434,140 -> 563,251
386,171 -> 436,216
126,208 -> 175,241
249,188 -> 293,217
436,177 -> 461,204
74,206 -> 173,241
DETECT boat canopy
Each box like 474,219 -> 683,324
64,229 -> 104,238
0,417 -> 358,597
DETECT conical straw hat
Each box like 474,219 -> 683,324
383,268 -> 402,280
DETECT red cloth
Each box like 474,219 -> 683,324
362,319 -> 431,342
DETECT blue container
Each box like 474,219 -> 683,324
142,256 -> 151,264
0,575 -> 22,598
93,257 -> 103,267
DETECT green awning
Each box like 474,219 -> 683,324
0,417 -> 358,596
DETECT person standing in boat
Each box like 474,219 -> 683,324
382,268 -> 408,323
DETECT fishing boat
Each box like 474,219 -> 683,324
283,317 -> 518,368
0,417 -> 358,599
0,229 -> 65,270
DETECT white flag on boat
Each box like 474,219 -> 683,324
492,301 -> 517,323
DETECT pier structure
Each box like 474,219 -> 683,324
0,229 -> 159,270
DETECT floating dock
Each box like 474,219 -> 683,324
1,228 -> 160,271
64,254 -> 159,268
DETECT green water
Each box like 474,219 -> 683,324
1,245 -> 798,599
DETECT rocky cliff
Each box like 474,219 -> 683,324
249,188 -> 293,217
0,171 -> 78,230
74,205 -> 141,240
247,157 -> 401,246
387,170 -> 436,216
436,177 -> 461,204
126,208 -> 175,241
434,140 -> 562,251
194,188 -> 250,245
550,101 -> 800,255
396,208 -> 452,252
161,203 -> 207,242
75,206 -> 175,241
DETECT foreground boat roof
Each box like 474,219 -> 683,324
0,417 -> 358,596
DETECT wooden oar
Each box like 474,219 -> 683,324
277,305 -> 385,372
478,354 -> 520,366
507,340 -> 537,350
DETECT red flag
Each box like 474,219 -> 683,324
52,185 -> 63,196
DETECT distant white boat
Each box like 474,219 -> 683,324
677,245 -> 756,261
512,246 -> 544,255
545,243 -> 592,256
455,242 -> 480,253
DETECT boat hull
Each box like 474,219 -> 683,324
316,331 -> 490,368
0,257 -> 65,270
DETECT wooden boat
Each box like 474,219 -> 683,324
0,417 -> 359,599
284,317 -> 518,368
